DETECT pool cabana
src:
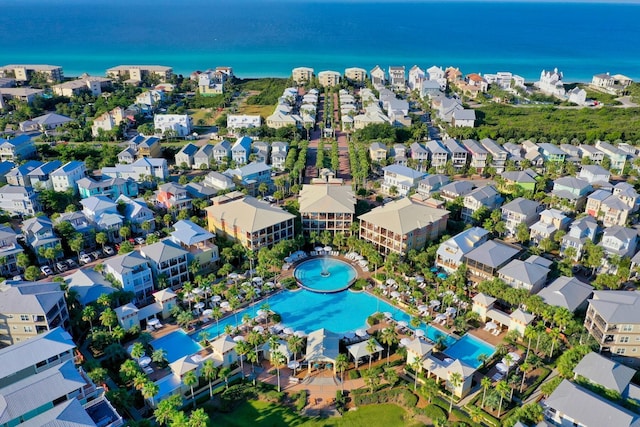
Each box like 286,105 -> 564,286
305,328 -> 340,374
347,339 -> 383,368
422,356 -> 476,398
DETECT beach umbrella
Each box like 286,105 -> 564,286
446,307 -> 457,316
253,325 -> 264,333
399,337 -> 412,347
194,302 -> 205,310
355,255 -> 364,260
315,246 -> 323,251
430,300 -> 441,307
430,267 -> 438,273
147,318 -> 160,327
383,311 -> 393,319
138,356 -> 152,367
414,329 -> 425,337
486,321 -> 497,330
265,282 -> 275,288
355,329 -> 367,337
229,272 -> 239,280
324,246 -> 332,252
397,320 -> 408,328
507,352 -> 521,363
294,330 -> 307,338
202,309 -> 213,317
284,257 -> 292,263
283,327 -> 294,335
192,287 -> 203,295
220,301 -> 230,308
212,295 -> 222,303
252,276 -> 263,284
390,291 -> 401,298
417,305 -> 428,312
233,335 -> 245,342
386,278 -> 396,285
496,362 -> 509,373
435,314 -> 446,322
288,360 -> 301,370
415,276 -> 425,283
256,309 -> 267,317
437,272 -> 448,279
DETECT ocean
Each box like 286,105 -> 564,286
1,0 -> 639,81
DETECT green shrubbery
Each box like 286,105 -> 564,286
353,387 -> 418,408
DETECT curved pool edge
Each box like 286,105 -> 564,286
294,257 -> 358,293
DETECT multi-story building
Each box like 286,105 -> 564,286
381,164 -> 426,196
370,65 -> 386,86
227,115 -> 261,135
0,64 -> 64,82
461,185 -> 500,223
318,70 -> 341,87
359,198 -> 449,256
425,140 -> 449,173
0,185 -> 41,216
106,64 -> 172,83
441,138 -> 468,171
154,114 -> 192,137
51,160 -> 87,193
175,143 -> 199,169
0,225 -> 23,278
154,182 -> 192,211
0,281 -> 69,346
435,227 -> 490,273
231,135 -> 253,164
205,194 -> 295,250
596,140 -> 627,171
92,106 -> 126,137
115,194 -> 155,234
585,290 -> 640,358
461,139 -> 488,174
213,139 -> 232,163
22,215 -> 62,265
345,67 -> 367,83
500,197 -> 543,236
102,157 -> 169,182
23,160 -> 61,192
497,256 -> 551,294
77,176 -> 139,200
52,75 -> 111,97
530,208 -> 570,244
292,67 -> 314,85
203,171 -> 236,192
417,174 -> 450,196
388,66 -> 406,90
223,161 -> 273,196
141,240 -> 190,289
104,251 -> 154,303
0,134 -> 37,162
480,138 -> 508,173
170,220 -> 219,274
464,240 -> 521,283
561,216 -> 599,261
299,184 -> 356,236
193,144 -> 215,169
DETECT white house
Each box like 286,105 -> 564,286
154,114 -> 192,137
50,160 -> 87,193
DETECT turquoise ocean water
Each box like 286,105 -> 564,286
1,0 -> 639,81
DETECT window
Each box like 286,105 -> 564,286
616,348 -> 626,355
23,326 -> 33,333
623,324 -> 633,332
620,336 -> 630,343
20,315 -> 29,321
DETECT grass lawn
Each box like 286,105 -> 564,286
211,400 -> 421,427
237,103 -> 273,118
189,108 -> 219,126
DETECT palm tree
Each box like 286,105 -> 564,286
218,366 -> 231,390
496,380 -> 511,417
235,340 -> 250,375
379,327 -> 398,365
99,307 -> 117,332
448,372 -> 463,414
409,359 -> 421,391
271,350 -> 286,392
133,374 -> 147,391
365,338 -> 377,369
131,342 -> 145,359
154,395 -> 181,426
202,359 -> 218,399
548,327 -> 561,359
519,361 -> 531,393
188,408 -> 210,427
287,335 -> 304,361
335,353 -> 349,393
422,377 -> 439,403
82,305 -> 96,329
183,370 -> 198,408
152,349 -> 167,365
481,376 -> 491,408
211,306 -> 223,337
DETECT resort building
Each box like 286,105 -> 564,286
52,74 -> 112,97
538,276 -> 593,313
64,268 -> 117,307
0,280 -> 69,346
344,67 -> 367,83
103,251 -> 154,303
318,70 -> 341,87
169,220 -> 219,274
359,198 -> 449,256
381,164 -> 426,196
472,293 -> 534,336
464,240 -> 522,283
140,240 -> 190,290
497,256 -> 551,294
0,64 -> 64,82
299,184 -> 356,236
205,194 -> 295,250
292,67 -> 314,85
106,65 -> 172,83
435,227 -> 490,273
154,114 -> 192,137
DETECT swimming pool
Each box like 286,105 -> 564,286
294,258 -> 357,293
202,289 -> 456,346
151,330 -> 203,363
444,334 -> 495,368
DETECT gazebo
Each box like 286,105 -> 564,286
347,339 -> 383,368
304,328 -> 340,374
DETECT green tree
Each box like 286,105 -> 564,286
271,350 -> 286,392
448,372 -> 463,413
218,366 -> 231,390
100,307 -> 117,332
131,342 -> 145,359
515,222 -> 530,244
154,394 -> 181,426
201,359 -> 218,399
379,327 -> 398,365
188,408 -> 210,427
69,233 -> 84,260
183,370 -> 198,408
141,380 -> 159,408
481,376 -> 491,408
496,379 -> 511,417
24,265 -> 40,281
96,232 -> 108,249
335,353 -> 349,393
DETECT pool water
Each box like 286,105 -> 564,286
151,330 -> 203,363
294,258 -> 357,293
444,334 -> 495,368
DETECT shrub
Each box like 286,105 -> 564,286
293,390 -> 307,412
262,390 -> 285,403
349,370 -> 361,380
422,404 -> 447,420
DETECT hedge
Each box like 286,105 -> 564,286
353,387 -> 418,409
422,404 -> 446,420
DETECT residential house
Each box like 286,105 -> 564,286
381,164 -> 426,196
54,211 -> 95,250
174,143 -> 199,169
22,216 -> 62,265
140,240 -> 189,289
91,107 -> 128,137
417,174 -> 450,196
223,161 -> 273,196
359,198 -> 449,256
344,67 -> 367,83
0,225 -> 24,277
154,114 -> 192,137
203,171 -> 236,192
227,115 -> 261,135
126,135 -> 162,159
461,139 -> 488,174
500,169 -> 539,193
353,107 -> 390,130
369,142 -> 388,163
561,216 -> 599,261
205,194 -> 295,250
388,66 -> 406,90
154,182 -> 192,211
587,188 -> 633,227
80,195 -> 123,243
104,251 -> 154,303
614,182 -> 640,212
551,176 -> 593,211
538,276 -> 594,313
135,89 -> 165,112
370,65 -> 386,86
193,144 -> 215,169
292,67 -> 314,85
538,143 -> 567,163
271,141 -> 289,170
500,197 -> 543,236
170,220 -> 219,274
52,74 -> 111,97
116,194 -> 155,234
591,72 -> 633,95
498,256 -> 551,294
445,67 -> 462,83
452,109 -> 476,127
213,139 -> 232,163
299,184 -> 356,236
231,136 -> 252,165
102,157 -> 169,182
318,70 -> 341,87
461,185 -> 501,223
441,138 -> 468,171
408,65 -> 425,91
573,352 -> 640,401
536,68 -> 565,97
392,144 -> 408,165
464,240 -> 522,283
64,268 -> 116,306
420,80 -> 442,99
435,227 -> 490,273
117,147 -> 136,164
409,142 -> 430,171
252,140 -> 270,163
22,160 -> 61,191
530,208 -> 570,244
426,65 -> 446,87
0,161 -> 14,184
585,290 -> 640,358
435,97 -> 463,122
77,176 -> 139,200
50,160 -> 87,193
439,181 -> 475,202
197,72 -> 224,95
579,145 -> 606,165
425,140 -> 449,173
0,185 -> 41,216
480,138 -> 508,173
0,281 -> 69,345
599,226 -> 638,271
0,134 -> 36,161
19,113 -> 72,132
0,64 -> 64,82
568,87 -> 588,105
579,165 -> 611,188
596,140 -> 627,171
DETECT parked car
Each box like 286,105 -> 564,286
264,195 -> 276,203
66,259 -> 78,269
103,246 -> 115,256
40,265 -> 53,276
12,275 -> 23,281
55,262 -> 68,273
135,237 -> 146,245
79,254 -> 92,264
91,251 -> 101,260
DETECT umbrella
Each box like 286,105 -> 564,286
233,335 -> 245,342
324,246 -> 332,252
138,356 -> 152,367
294,330 -> 307,338
271,323 -> 283,332
192,287 -> 203,295
435,314 -> 446,321
430,300 -> 441,307
355,255 -> 364,261
253,325 -> 264,333
437,273 -> 448,279
202,309 -> 213,316
397,320 -> 408,328
446,307 -> 457,315
220,301 -> 230,308
229,272 -> 239,280
256,309 -> 267,317
252,277 -> 263,284
355,329 -> 367,337
417,305 -> 428,312
390,291 -> 401,298
212,295 -> 222,303
386,278 -> 396,285
486,321 -> 497,330
147,318 -> 160,327
344,331 -> 356,339
414,329 -> 425,337
399,337 -> 412,347
283,327 -> 294,335
315,246 -> 323,251
507,352 -> 521,363
265,281 -> 275,288
194,302 -> 205,310
383,312 -> 393,318
415,276 -> 425,283
496,362 -> 509,373
288,360 -> 301,370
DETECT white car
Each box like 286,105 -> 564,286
40,265 -> 53,276
103,246 -> 115,256
134,237 -> 146,245
79,254 -> 92,264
